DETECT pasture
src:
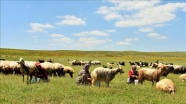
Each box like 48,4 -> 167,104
0,48 -> 186,104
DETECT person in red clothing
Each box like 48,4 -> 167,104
35,62 -> 49,81
127,65 -> 138,84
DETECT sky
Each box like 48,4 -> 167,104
1,0 -> 186,52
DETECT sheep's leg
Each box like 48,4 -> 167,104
30,75 -> 32,84
69,72 -> 73,78
106,78 -> 110,87
22,75 -> 24,82
152,81 -> 154,86
27,75 -> 29,84
92,79 -> 96,86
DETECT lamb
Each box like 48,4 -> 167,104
138,64 -> 169,85
91,67 -> 124,87
63,66 -> 74,78
156,78 -> 176,94
179,74 -> 186,82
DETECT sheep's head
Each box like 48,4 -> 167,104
118,67 -> 124,74
17,58 -> 25,65
168,88 -> 175,94
162,66 -> 174,76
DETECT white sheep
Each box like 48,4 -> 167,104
138,64 -> 169,85
40,62 -> 64,77
63,66 -> 74,78
0,60 -> 17,74
9,61 -> 21,74
179,74 -> 186,82
156,78 -> 176,94
40,62 -> 54,76
53,63 -> 64,76
91,67 -> 124,87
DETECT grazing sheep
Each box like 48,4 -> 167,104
91,60 -> 101,65
91,67 -> 124,87
156,78 -> 176,94
40,62 -> 54,76
9,61 -> 21,74
138,65 -> 169,85
52,63 -> 64,76
107,62 -> 114,69
172,65 -> 186,74
0,60 -> 15,74
70,60 -> 81,66
40,62 -> 64,77
63,66 -> 74,78
179,74 -> 186,82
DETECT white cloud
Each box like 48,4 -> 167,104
147,33 -> 167,39
56,15 -> 86,26
27,23 -> 54,32
107,0 -> 161,11
77,37 -> 107,47
116,38 -> 139,45
96,6 -> 111,14
96,1 -> 186,27
107,29 -> 116,33
104,12 -> 122,21
51,33 -> 65,38
73,30 -> 110,37
138,27 -> 154,32
50,34 -> 73,45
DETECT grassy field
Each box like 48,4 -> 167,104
0,48 -> 186,104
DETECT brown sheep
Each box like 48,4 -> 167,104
138,65 -> 169,85
156,78 -> 176,94
17,58 -> 39,84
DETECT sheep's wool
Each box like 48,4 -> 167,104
146,69 -> 156,76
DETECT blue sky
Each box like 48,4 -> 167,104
1,0 -> 186,52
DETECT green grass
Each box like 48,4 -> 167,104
0,48 -> 186,104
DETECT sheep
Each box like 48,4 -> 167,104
172,65 -> 186,74
70,60 -> 81,66
91,60 -> 101,65
138,64 -> 169,85
107,62 -> 114,69
0,60 -> 14,74
156,78 -> 176,94
91,67 -> 124,87
9,61 -> 21,74
40,62 -> 64,77
52,63 -> 64,76
17,58 -> 39,84
40,62 -> 54,76
179,74 -> 186,82
63,66 -> 74,78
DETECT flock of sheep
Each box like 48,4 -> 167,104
0,58 -> 75,84
0,58 -> 186,94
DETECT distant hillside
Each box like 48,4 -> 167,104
1,48 -> 186,59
